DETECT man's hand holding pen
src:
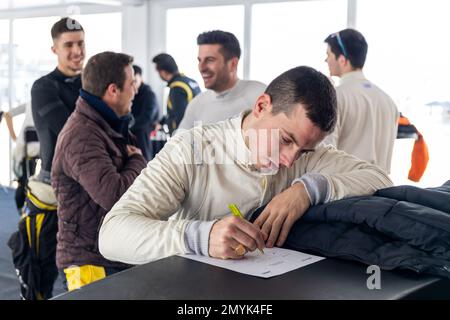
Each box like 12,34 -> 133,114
208,215 -> 266,260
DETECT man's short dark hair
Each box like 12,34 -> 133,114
324,28 -> 368,69
51,17 -> 84,40
266,66 -> 337,133
82,51 -> 134,97
197,30 -> 241,61
132,65 -> 142,76
152,53 -> 179,74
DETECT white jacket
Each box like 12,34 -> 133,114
324,71 -> 399,173
99,113 -> 392,265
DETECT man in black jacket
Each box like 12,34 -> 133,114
9,17 -> 85,300
130,65 -> 159,161
152,53 -> 200,135
31,17 -> 84,184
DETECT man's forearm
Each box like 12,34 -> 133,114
99,211 -> 190,264
298,145 -> 393,203
324,167 -> 393,201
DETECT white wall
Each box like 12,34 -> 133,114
122,2 -> 149,74
121,0 -> 167,112
147,1 -> 168,110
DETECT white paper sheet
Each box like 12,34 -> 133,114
179,247 -> 325,278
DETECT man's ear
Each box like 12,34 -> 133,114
253,93 -> 272,117
228,57 -> 239,72
338,54 -> 349,67
105,83 -> 118,98
51,45 -> 57,55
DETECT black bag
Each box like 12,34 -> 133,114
7,189 -> 58,300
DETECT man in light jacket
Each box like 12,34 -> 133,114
99,66 -> 392,265
323,28 -> 399,173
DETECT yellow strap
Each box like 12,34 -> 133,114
35,213 -> 45,255
169,81 -> 194,102
25,213 -> 46,255
26,216 -> 32,248
27,190 -> 57,211
64,265 -> 106,291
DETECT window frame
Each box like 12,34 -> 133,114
0,3 -> 123,185
149,0 -> 355,80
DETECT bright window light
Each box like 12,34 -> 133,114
0,20 -> 9,186
71,12 -> 122,61
250,0 -> 347,85
358,0 -> 450,187
166,5 -> 245,91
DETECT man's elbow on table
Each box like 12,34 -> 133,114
98,212 -> 121,262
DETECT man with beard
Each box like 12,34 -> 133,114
178,30 -> 266,130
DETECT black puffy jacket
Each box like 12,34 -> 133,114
252,181 -> 450,278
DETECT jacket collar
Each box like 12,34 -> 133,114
77,91 -> 131,141
227,110 -> 259,172
340,70 -> 366,85
167,72 -> 181,86
213,79 -> 241,99
52,67 -> 81,83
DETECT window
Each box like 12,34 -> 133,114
0,12 -> 122,186
250,0 -> 348,85
13,16 -> 59,107
72,12 -> 122,61
166,5 -> 245,90
0,20 -> 8,110
357,0 -> 450,187
12,12 -> 122,107
0,20 -> 9,185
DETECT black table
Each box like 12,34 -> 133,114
54,255 -> 450,300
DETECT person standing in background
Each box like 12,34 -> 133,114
177,30 -> 266,131
323,28 -> 399,173
52,52 -> 147,291
130,65 -> 160,161
152,53 -> 200,135
31,17 -> 85,184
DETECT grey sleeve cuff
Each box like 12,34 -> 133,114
184,220 -> 218,256
291,173 -> 331,205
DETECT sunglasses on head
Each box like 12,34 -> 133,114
331,32 -> 348,58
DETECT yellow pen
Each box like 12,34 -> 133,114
228,203 -> 264,254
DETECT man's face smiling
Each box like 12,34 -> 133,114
52,31 -> 85,76
197,44 -> 235,93
115,65 -> 137,116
